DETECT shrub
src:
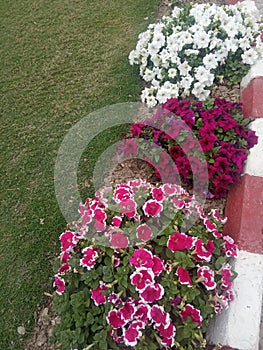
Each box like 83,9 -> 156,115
51,180 -> 237,349
121,98 -> 258,198
129,1 -> 263,106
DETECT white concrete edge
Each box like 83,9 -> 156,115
206,249 -> 263,350
241,59 -> 263,90
244,118 -> 263,177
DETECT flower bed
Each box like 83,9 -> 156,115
51,180 -> 237,349
120,97 -> 258,198
129,1 -> 263,106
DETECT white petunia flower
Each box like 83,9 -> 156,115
143,68 -> 155,82
203,53 -> 218,70
180,75 -> 194,90
156,87 -> 171,104
242,48 -> 258,65
178,61 -> 191,76
172,6 -> 183,18
195,66 -> 214,85
168,68 -> 178,79
193,31 -> 210,49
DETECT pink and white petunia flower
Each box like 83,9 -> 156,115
110,231 -> 129,249
140,283 -> 164,303
107,309 -> 126,329
150,305 -> 169,325
111,216 -> 122,227
221,263 -> 233,290
113,184 -> 133,203
108,293 -> 122,307
123,321 -> 142,347
136,224 -> 153,241
119,300 -> 136,322
194,239 -> 215,262
211,209 -> 227,224
130,249 -> 154,269
53,275 -> 66,295
58,263 -> 71,274
222,235 -> 237,257
80,247 -> 98,270
204,218 -> 217,232
91,282 -> 108,306
119,198 -> 137,218
176,266 -> 193,287
109,329 -> 124,344
151,187 -> 165,202
197,265 -> 216,290
155,319 -> 176,338
134,304 -> 150,323
130,268 -> 154,291
181,304 -> 202,328
167,231 -> 193,252
59,231 -> 78,252
161,336 -> 175,348
152,256 -> 164,276
172,198 -> 185,209
143,199 -> 163,217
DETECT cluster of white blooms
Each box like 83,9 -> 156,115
129,0 -> 263,107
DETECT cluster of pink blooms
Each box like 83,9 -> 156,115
123,98 -> 258,198
53,179 -> 238,348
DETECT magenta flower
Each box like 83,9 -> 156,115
199,133 -> 218,152
140,283 -> 164,303
91,282 -> 108,306
176,266 -> 193,287
151,186 -> 165,202
123,322 -> 142,347
130,268 -> 154,291
167,231 -> 193,252
136,224 -> 153,241
53,275 -> 66,295
108,293 -> 122,307
59,231 -> 78,252
197,266 -> 216,290
204,218 -> 217,232
161,336 -> 175,348
221,263 -> 233,290
113,184 -> 133,203
152,256 -> 164,276
211,209 -> 227,224
130,249 -> 154,269
222,235 -> 237,257
110,231 -> 129,249
181,304 -> 202,328
156,319 -> 176,338
111,216 -> 122,227
80,247 -> 98,270
133,304 -> 150,323
143,199 -> 163,217
119,198 -> 137,218
58,263 -> 71,274
107,310 -> 126,329
120,300 -> 136,321
194,239 -> 215,262
150,305 -> 168,325
123,139 -> 138,156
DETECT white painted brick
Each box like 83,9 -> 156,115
207,250 -> 263,350
245,119 -> 263,177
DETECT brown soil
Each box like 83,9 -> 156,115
24,0 -> 240,349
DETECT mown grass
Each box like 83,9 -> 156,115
0,0 -> 159,348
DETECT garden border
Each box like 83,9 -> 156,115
207,1 -> 263,349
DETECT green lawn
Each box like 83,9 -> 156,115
0,0 -> 159,348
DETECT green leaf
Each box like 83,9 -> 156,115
103,265 -> 113,283
215,256 -> 225,270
